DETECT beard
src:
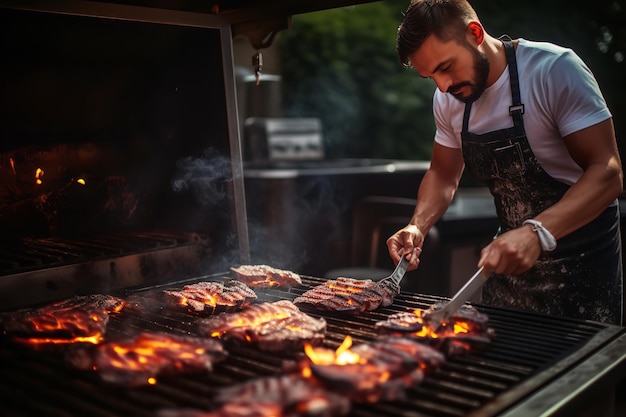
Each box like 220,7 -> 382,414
448,46 -> 490,104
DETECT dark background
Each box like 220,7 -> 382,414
277,0 -> 626,169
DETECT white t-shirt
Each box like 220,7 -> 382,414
433,38 -> 612,185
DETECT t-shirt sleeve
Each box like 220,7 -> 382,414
547,49 -> 611,137
433,90 -> 461,149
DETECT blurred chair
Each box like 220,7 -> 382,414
325,195 -> 443,294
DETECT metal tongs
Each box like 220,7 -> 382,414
425,266 -> 487,329
378,254 -> 411,287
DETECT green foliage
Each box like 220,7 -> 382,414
278,2 -> 436,160
277,0 -> 625,161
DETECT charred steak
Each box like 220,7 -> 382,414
197,300 -> 326,351
375,304 -> 495,356
0,294 -> 125,344
300,336 -> 444,403
163,280 -> 257,314
157,374 -> 351,417
66,332 -> 226,386
230,264 -> 302,288
293,277 -> 400,313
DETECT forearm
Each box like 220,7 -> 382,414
387,143 -> 464,267
410,166 -> 461,233
530,119 -> 623,241
533,162 -> 623,240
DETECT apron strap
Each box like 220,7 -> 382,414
499,35 -> 525,129
462,35 -> 525,132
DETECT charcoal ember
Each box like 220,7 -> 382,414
197,300 -> 326,352
163,280 -> 257,314
157,374 -> 350,417
66,332 -> 226,387
0,294 -> 125,343
302,337 -> 443,403
293,277 -> 398,313
375,304 -> 495,356
230,264 -> 303,288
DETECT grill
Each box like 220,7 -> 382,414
2,274 -> 625,417
0,233 -> 211,311
1,2 -> 625,416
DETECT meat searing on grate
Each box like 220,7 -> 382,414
293,277 -> 400,313
300,336 -> 445,403
0,294 -> 125,343
197,300 -> 326,351
230,264 -> 303,288
375,304 -> 495,356
156,374 -> 350,417
163,280 -> 257,314
66,332 -> 226,386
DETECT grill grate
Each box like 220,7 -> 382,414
0,232 -> 206,276
0,273 -> 623,417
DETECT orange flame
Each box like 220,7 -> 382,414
403,308 -> 475,338
93,334 -> 216,385
210,309 -> 292,338
14,300 -> 124,345
304,336 -> 364,366
104,338 -> 206,371
180,294 -> 217,308
35,168 -> 44,185
15,311 -> 106,345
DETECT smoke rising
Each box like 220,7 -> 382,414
171,148 -> 231,208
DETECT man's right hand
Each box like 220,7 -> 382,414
387,224 -> 424,271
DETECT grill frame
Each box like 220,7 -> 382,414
1,273 -> 625,417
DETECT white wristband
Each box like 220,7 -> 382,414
523,219 -> 557,252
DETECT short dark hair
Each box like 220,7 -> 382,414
397,0 -> 478,68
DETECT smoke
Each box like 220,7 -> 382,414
244,173 -> 352,276
171,148 -> 231,208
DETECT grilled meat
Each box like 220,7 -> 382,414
230,264 -> 303,288
66,332 -> 226,386
301,336 -> 444,403
293,277 -> 400,313
163,280 -> 257,314
0,294 -> 125,344
375,304 -> 495,356
157,374 -> 350,417
198,300 -> 326,351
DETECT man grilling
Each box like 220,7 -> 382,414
386,0 -> 623,325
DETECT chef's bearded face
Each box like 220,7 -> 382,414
448,42 -> 490,104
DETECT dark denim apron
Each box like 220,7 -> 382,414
461,36 -> 622,324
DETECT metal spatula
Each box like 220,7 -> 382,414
378,255 -> 410,287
